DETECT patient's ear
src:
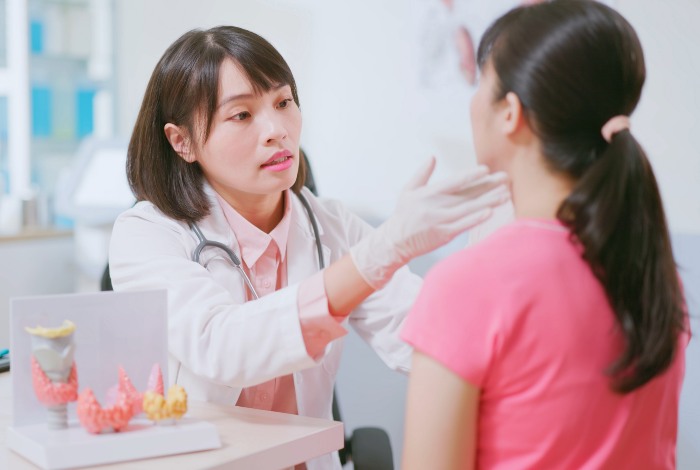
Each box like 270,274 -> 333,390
502,91 -> 525,136
164,123 -> 195,163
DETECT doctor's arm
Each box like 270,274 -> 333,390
326,158 -> 508,316
323,254 -> 375,316
402,351 -> 479,470
319,160 -> 508,371
110,210 -> 322,388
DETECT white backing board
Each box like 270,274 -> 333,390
10,289 -> 169,427
7,290 -> 221,469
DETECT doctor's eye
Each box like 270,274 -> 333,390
231,111 -> 251,121
277,98 -> 294,109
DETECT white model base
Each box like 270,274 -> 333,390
6,417 -> 221,469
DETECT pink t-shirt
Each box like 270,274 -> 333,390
401,219 -> 688,469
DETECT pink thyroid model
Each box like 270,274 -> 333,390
26,320 -> 78,430
76,366 -> 139,434
31,357 -> 78,406
76,363 -> 173,434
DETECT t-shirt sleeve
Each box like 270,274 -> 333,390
401,250 -> 505,388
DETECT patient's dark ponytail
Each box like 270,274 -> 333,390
478,0 -> 686,392
560,129 -> 684,392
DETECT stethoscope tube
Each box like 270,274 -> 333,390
297,191 -> 324,271
189,192 -> 324,300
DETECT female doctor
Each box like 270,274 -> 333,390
109,26 -> 507,469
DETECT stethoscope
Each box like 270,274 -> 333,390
189,191 -> 325,300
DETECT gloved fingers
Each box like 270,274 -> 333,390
398,186 -> 508,229
403,156 -> 437,191
461,184 -> 511,211
457,172 -> 509,200
421,208 -> 495,249
444,207 -> 495,234
421,186 -> 504,225
427,167 -> 503,195
426,183 -> 509,216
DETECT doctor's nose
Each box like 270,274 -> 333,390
260,113 -> 288,144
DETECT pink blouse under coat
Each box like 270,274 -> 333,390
215,191 -> 347,415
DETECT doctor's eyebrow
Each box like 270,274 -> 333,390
217,84 -> 289,110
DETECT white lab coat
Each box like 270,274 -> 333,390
109,185 -> 421,470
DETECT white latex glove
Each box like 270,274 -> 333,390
350,157 -> 509,289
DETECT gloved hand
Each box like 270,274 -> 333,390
350,157 -> 509,289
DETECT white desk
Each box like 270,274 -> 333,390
0,373 -> 344,469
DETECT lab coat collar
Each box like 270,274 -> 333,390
214,190 -> 292,267
199,183 -> 237,246
200,183 -> 330,282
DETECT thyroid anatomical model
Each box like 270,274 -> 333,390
76,363 -> 175,434
26,320 -> 79,430
141,364 -> 188,424
76,366 -> 143,434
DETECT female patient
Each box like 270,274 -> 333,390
402,1 -> 689,468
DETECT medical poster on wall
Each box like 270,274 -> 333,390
410,0 -> 617,154
414,0 -> 617,91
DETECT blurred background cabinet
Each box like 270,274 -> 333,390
0,0 -> 118,345
0,0 -> 116,228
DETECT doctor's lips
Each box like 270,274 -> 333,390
261,150 -> 294,172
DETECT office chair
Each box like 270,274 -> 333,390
101,150 -> 394,469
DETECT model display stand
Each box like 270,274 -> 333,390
7,417 -> 220,469
8,290 -> 221,470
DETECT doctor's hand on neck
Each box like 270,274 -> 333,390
323,157 -> 509,318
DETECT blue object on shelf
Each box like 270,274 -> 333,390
53,214 -> 75,229
76,88 -> 95,138
0,96 -> 7,140
30,20 -> 43,54
31,86 -> 52,137
0,171 -> 8,195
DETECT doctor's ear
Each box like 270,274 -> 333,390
164,123 -> 195,163
501,91 -> 526,136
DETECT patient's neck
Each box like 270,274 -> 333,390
509,149 -> 574,220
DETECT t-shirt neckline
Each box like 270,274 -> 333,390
514,217 -> 569,233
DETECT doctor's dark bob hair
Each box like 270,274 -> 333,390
127,26 -> 306,222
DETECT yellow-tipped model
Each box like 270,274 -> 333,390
143,385 -> 188,422
25,320 -> 76,338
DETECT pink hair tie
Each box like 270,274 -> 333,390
601,115 -> 631,143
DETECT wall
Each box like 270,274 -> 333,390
674,234 -> 700,468
116,0 -> 700,234
115,0 -> 482,221
115,0 -> 314,163
0,233 -> 77,348
616,0 -> 700,235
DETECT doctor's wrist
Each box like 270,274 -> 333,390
324,254 -> 376,317
349,226 -> 404,290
